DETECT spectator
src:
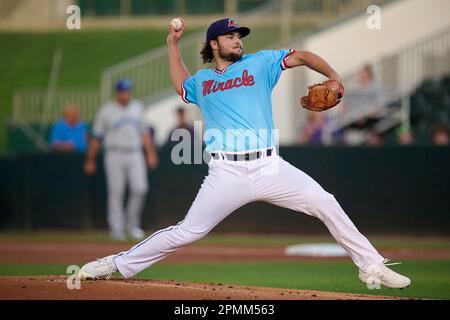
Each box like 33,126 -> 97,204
49,104 -> 88,152
341,64 -> 388,145
365,130 -> 384,147
397,125 -> 414,146
298,112 -> 326,145
297,112 -> 344,145
355,64 -> 387,121
432,124 -> 450,146
167,107 -> 195,144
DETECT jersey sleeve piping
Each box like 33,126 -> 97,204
281,49 -> 296,70
180,81 -> 191,104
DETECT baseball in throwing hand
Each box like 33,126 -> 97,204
170,18 -> 183,31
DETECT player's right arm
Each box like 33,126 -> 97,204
84,138 -> 101,175
166,17 -> 191,95
84,108 -> 105,175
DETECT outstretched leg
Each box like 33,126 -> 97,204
252,156 -> 410,288
80,160 -> 252,279
253,156 -> 384,271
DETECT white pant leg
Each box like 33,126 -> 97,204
125,151 -> 148,231
251,156 -> 384,272
114,159 -> 253,278
104,151 -> 126,233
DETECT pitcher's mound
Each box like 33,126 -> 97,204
0,276 -> 410,300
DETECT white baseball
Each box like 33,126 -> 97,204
170,18 -> 182,31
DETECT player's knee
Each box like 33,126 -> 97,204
130,188 -> 147,196
185,227 -> 209,242
175,224 -> 209,245
108,189 -> 125,198
130,181 -> 148,194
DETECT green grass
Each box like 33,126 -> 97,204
1,231 -> 449,250
1,260 -> 449,299
197,233 -> 450,250
0,264 -> 69,276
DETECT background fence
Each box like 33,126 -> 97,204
1,146 -> 449,234
13,88 -> 100,123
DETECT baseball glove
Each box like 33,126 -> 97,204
301,79 -> 344,112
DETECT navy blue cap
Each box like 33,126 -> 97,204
206,18 -> 250,43
115,79 -> 133,91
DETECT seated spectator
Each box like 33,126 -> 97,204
432,124 -> 449,146
298,112 -> 327,145
298,112 -> 344,145
342,64 -> 388,133
365,130 -> 384,147
49,104 -> 88,152
397,125 -> 414,146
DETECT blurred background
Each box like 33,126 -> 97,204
0,0 -> 449,235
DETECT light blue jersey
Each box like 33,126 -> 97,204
181,49 -> 295,152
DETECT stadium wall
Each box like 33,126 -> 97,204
0,146 -> 449,235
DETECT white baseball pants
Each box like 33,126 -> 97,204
114,151 -> 384,277
104,150 -> 148,233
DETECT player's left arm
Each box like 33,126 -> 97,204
285,50 -> 342,83
142,131 -> 158,170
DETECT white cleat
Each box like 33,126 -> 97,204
128,228 -> 145,241
79,255 -> 118,280
359,259 -> 411,289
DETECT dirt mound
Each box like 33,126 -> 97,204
0,276 -> 410,300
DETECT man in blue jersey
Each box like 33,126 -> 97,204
49,104 -> 88,152
80,18 -> 410,289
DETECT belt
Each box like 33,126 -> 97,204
210,148 -> 274,161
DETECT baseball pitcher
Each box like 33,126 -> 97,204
80,18 -> 410,289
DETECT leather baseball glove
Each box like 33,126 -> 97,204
301,79 -> 345,112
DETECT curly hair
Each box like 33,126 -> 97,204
200,42 -> 214,64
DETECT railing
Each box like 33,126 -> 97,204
13,88 -> 100,123
100,34 -> 205,106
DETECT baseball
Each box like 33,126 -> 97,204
170,18 -> 182,31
